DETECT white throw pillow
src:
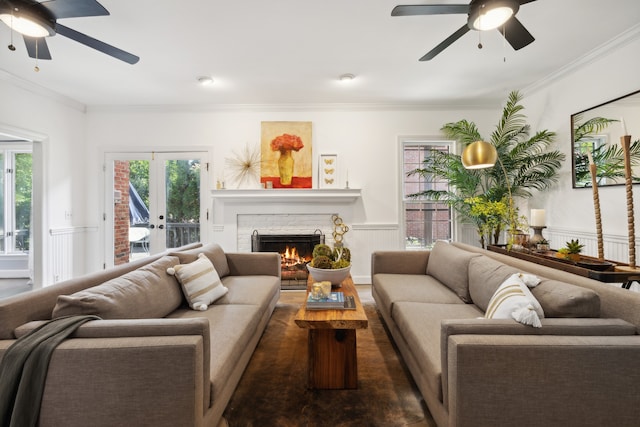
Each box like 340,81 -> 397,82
485,273 -> 545,328
167,253 -> 228,311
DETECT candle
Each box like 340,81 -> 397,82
586,150 -> 594,165
530,209 -> 546,227
621,117 -> 628,136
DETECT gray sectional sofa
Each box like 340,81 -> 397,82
372,240 -> 640,427
0,242 -> 281,427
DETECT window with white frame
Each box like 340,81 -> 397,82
402,140 -> 452,249
0,147 -> 32,254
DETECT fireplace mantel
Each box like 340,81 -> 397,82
211,188 -> 361,252
211,188 -> 361,203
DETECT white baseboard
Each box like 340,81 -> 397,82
0,269 -> 30,278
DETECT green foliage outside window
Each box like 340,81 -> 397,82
165,160 -> 200,223
128,159 -> 200,224
15,152 -> 32,251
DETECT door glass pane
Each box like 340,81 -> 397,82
0,152 -> 4,252
165,159 -> 200,249
113,159 -> 151,265
14,152 -> 32,252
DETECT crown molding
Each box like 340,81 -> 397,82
85,100 -> 500,114
0,69 -> 86,112
524,23 -> 640,97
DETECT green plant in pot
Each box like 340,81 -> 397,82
556,239 -> 584,262
464,196 -> 508,249
536,238 -> 550,252
407,91 -> 565,248
310,243 -> 351,269
307,243 -> 351,286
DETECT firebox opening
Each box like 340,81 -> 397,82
251,230 -> 324,289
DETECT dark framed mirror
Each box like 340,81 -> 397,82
571,89 -> 640,188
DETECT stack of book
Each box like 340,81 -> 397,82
306,292 -> 356,310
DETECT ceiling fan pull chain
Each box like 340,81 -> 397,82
34,40 -> 40,72
7,13 -> 16,51
477,31 -> 483,50
503,25 -> 507,62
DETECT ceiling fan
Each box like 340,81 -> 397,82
0,0 -> 139,64
392,0 -> 536,61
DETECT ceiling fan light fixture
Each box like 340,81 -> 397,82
469,0 -> 519,31
0,8 -> 54,38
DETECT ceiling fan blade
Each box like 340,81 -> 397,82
420,24 -> 470,61
518,0 -> 537,4
55,23 -> 139,64
392,4 -> 469,16
499,17 -> 534,50
24,36 -> 52,60
39,0 -> 109,19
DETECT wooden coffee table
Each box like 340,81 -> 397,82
294,274 -> 368,389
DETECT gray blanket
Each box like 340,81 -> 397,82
0,315 -> 100,427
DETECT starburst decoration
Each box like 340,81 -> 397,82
225,143 -> 262,188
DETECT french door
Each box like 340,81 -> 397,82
105,151 -> 208,266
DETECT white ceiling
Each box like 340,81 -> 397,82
0,0 -> 639,108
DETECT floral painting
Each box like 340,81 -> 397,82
260,121 -> 312,188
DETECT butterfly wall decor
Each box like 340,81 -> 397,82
319,154 -> 338,188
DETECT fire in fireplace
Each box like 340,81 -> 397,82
252,230 -> 324,289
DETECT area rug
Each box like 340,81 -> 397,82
223,301 -> 436,426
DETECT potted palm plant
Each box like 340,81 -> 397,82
408,90 -> 565,248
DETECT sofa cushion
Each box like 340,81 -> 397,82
532,279 -> 601,318
485,273 -> 545,328
392,301 -> 484,404
169,242 -> 230,278
469,255 -> 602,318
217,275 -> 280,306
52,256 -> 183,319
168,253 -> 228,311
373,273 -> 465,319
468,255 -> 520,311
426,241 -> 480,303
168,304 -> 263,404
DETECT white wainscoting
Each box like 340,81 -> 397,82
350,223 -> 401,284
546,227 -> 638,266
49,226 -> 97,283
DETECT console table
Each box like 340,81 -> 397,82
487,245 -> 640,289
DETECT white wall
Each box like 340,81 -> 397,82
7,31 -> 639,283
85,106 -> 498,279
0,77 -> 87,285
523,35 -> 640,262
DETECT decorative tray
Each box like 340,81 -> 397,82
487,245 -> 640,284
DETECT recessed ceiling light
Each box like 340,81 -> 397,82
339,73 -> 355,82
197,76 -> 214,86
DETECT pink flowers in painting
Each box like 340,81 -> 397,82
270,134 -> 304,153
